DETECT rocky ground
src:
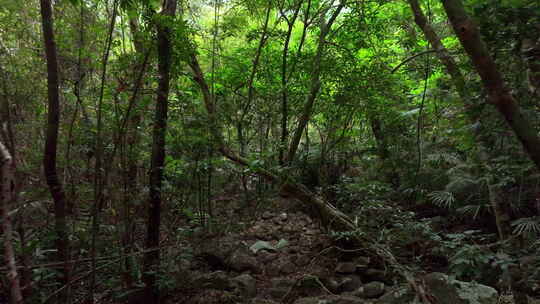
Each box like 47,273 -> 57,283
143,198 -> 510,304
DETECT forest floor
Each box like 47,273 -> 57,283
111,193 -> 537,304
115,191 -> 536,304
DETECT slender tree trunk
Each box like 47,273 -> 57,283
39,1 -> 70,302
0,141 -> 23,304
285,0 -> 345,164
143,1 -> 176,302
409,0 -> 514,245
279,1 -> 302,165
442,0 -> 540,171
90,1 -> 118,300
440,2 -> 535,302
407,0 -> 468,100
189,53 -> 357,233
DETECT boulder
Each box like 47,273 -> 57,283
377,273 -> 498,304
192,271 -> 230,290
338,275 -> 363,293
423,272 -> 498,304
269,279 -> 294,299
360,282 -> 386,298
336,262 -> 357,274
227,248 -> 261,274
231,274 -> 257,298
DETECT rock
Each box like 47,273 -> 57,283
197,242 -> 236,269
178,258 -> 192,270
269,278 -> 294,299
336,262 -> 357,274
361,282 -> 386,298
262,211 -> 273,219
422,272 -> 498,304
294,295 -> 366,304
227,248 -> 261,274
257,251 -> 278,263
271,278 -> 295,289
251,299 -> 278,304
376,285 -> 414,304
193,271 -> 230,290
324,277 -> 341,294
279,260 -> 296,275
286,246 -> 299,254
280,212 -> 288,221
268,287 -> 290,299
363,268 -> 393,284
338,275 -> 363,293
295,254 -> 311,267
231,274 -> 257,298
355,256 -> 371,267
377,273 -> 498,304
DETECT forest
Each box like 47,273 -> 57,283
1,0 -> 540,303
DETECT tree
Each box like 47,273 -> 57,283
39,0 -> 70,302
143,0 -> 177,302
442,0 -> 540,171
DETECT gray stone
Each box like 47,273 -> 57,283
336,262 -> 357,274
363,268 -> 393,284
268,287 -> 290,299
423,272 -> 498,304
376,285 -> 415,304
269,278 -> 294,299
295,254 -> 311,267
227,248 -> 261,274
257,251 -> 278,263
376,273 -> 498,304
262,211 -> 273,219
279,260 -> 296,274
193,271 -> 230,290
361,282 -> 385,298
338,275 -> 363,293
231,274 -> 257,298
271,277 -> 295,289
324,277 -> 341,294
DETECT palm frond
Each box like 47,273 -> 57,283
428,191 -> 456,208
457,203 -> 490,219
511,216 -> 540,236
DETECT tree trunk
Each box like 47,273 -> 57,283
409,0 -> 513,247
143,0 -> 176,302
440,2 -> 535,302
285,0 -> 345,164
279,1 -> 302,165
189,50 -> 357,234
442,0 -> 540,171
0,141 -> 23,304
39,1 -> 70,302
